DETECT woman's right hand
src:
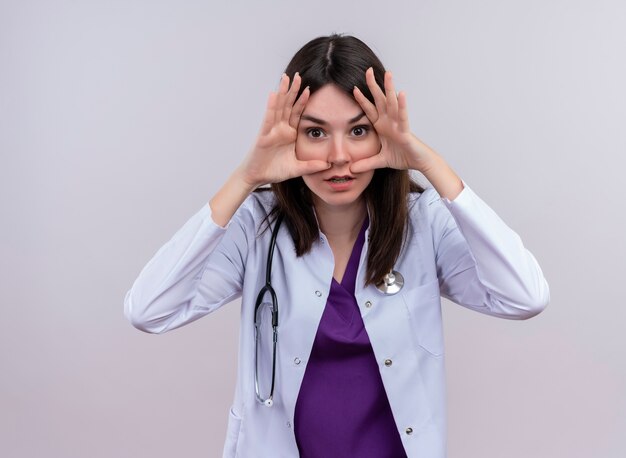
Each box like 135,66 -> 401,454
238,73 -> 330,188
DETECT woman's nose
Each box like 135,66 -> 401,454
328,138 -> 349,165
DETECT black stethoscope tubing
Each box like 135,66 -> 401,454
254,213 -> 283,407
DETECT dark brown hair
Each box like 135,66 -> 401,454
259,34 -> 424,286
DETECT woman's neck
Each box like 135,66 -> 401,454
313,198 -> 368,245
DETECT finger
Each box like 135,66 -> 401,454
275,73 -> 290,121
365,67 -> 387,116
397,91 -> 410,132
349,153 -> 387,174
260,91 -> 278,135
353,86 -> 379,123
283,72 -> 301,122
295,159 -> 331,176
289,86 -> 310,128
384,71 -> 399,119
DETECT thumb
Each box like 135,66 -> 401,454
350,154 -> 386,174
295,160 -> 331,176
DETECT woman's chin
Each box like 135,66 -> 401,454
310,189 -> 366,211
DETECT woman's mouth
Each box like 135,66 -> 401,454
327,176 -> 354,183
325,175 -> 355,191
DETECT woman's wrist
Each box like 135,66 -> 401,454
209,168 -> 258,228
405,134 -> 438,172
233,165 -> 263,193
418,152 -> 464,201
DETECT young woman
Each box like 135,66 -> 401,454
124,34 -> 549,457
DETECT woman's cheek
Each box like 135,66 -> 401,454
359,131 -> 381,158
294,136 -> 308,160
354,137 -> 381,160
295,139 -> 325,161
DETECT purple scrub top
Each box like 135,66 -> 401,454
294,217 -> 407,458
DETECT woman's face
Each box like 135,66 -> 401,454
296,84 -> 380,211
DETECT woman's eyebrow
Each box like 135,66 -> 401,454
300,111 -> 366,125
348,112 -> 366,123
300,114 -> 327,125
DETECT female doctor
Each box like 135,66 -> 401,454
124,34 -> 549,458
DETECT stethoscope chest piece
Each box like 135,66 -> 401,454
376,270 -> 404,295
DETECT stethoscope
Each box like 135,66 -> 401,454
254,213 -> 404,407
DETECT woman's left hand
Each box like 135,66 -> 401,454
350,68 -> 437,174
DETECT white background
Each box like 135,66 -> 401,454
1,0 -> 625,456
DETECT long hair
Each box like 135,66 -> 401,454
259,34 -> 424,286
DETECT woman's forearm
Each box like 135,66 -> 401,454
408,136 -> 464,201
420,152 -> 464,201
209,167 -> 257,228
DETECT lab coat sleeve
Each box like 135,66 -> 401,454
430,183 -> 550,319
124,199 -> 255,334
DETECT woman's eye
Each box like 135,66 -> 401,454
352,126 -> 369,137
307,128 -> 324,138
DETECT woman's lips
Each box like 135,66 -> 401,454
326,175 -> 354,182
325,175 -> 355,190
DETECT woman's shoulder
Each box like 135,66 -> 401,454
406,186 -> 451,236
408,186 -> 443,212
235,188 -> 277,224
249,188 -> 277,208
